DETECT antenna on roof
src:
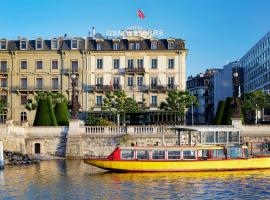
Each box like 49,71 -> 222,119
92,27 -> 96,38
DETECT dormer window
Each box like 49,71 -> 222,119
168,41 -> 175,50
151,42 -> 157,50
0,39 -> 7,50
51,38 -> 58,50
129,43 -> 135,50
135,43 -> 140,50
20,39 -> 27,50
113,43 -> 119,50
97,43 -> 102,50
71,39 -> 78,49
36,38 -> 43,50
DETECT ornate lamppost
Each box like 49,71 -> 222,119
232,70 -> 241,118
70,73 -> 79,119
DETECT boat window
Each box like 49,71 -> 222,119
227,147 -> 242,158
182,150 -> 196,160
243,148 -> 249,158
137,150 -> 150,160
198,150 -> 212,160
212,149 -> 226,159
121,150 -> 134,160
152,150 -> 165,160
168,151 -> 181,160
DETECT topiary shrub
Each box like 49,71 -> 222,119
33,99 -> 58,126
54,102 -> 69,126
214,101 -> 225,125
221,97 -> 234,125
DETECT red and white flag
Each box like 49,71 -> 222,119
137,9 -> 145,19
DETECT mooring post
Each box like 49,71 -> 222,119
0,140 -> 4,169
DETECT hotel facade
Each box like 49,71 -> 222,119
0,34 -> 187,124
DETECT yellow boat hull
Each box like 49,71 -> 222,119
84,157 -> 270,172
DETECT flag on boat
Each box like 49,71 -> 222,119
137,9 -> 145,19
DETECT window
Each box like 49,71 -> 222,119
96,77 -> 103,86
137,59 -> 143,68
168,151 -> 181,159
0,39 -> 7,50
20,112 -> 27,122
71,39 -> 78,49
151,77 -> 158,86
182,150 -> 196,160
212,149 -> 226,159
97,43 -> 102,50
168,77 -> 175,88
96,59 -> 103,69
137,77 -> 143,86
151,42 -> 157,50
20,39 -> 27,50
151,59 -> 158,69
227,147 -> 242,158
135,43 -> 140,50
129,43 -> 135,50
96,96 -> 102,106
0,77 -> 7,87
21,78 -> 27,89
127,77 -> 134,86
71,60 -> 78,72
52,60 -> 58,70
137,150 -> 150,160
0,95 -> 7,104
36,78 -> 43,89
128,59 -> 134,69
51,38 -> 58,49
121,150 -> 134,160
113,59 -> 120,69
21,60 -> 27,70
36,60 -> 43,69
113,43 -> 119,50
152,150 -> 165,160
36,39 -> 43,50
0,61 -> 7,72
168,42 -> 174,49
151,96 -> 157,106
20,95 -> 27,105
113,77 -> 120,86
168,59 -> 175,69
52,77 -> 59,89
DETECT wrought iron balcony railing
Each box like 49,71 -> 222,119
125,67 -> 145,74
11,85 -> 62,91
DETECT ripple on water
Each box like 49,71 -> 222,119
1,160 -> 270,200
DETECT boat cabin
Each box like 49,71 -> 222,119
107,146 -> 249,161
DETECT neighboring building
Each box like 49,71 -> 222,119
0,32 -> 187,124
213,61 -> 243,114
241,31 -> 270,93
186,68 -> 218,124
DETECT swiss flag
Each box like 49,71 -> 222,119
137,9 -> 145,19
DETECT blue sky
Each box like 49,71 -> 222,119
1,0 -> 270,76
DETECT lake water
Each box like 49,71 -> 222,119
1,160 -> 270,200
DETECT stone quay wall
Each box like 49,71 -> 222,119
1,120 -> 270,158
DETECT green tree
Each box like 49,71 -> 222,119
54,102 -> 69,126
0,100 -> 6,113
103,91 -> 139,125
242,90 -> 270,124
214,101 -> 225,125
221,97 -> 234,125
33,99 -> 58,126
159,91 -> 197,121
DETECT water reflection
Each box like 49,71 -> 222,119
0,160 -> 270,199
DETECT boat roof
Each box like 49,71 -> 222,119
168,125 -> 240,132
119,145 -> 247,150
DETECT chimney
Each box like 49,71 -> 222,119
92,27 -> 96,38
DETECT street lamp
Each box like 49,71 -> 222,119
71,73 -> 78,119
232,69 -> 241,118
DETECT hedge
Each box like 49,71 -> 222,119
33,99 -> 58,126
54,102 -> 69,126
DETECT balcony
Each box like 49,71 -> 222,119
88,85 -> 122,92
11,85 -> 62,92
125,67 -> 145,74
150,85 -> 178,92
61,68 -> 79,75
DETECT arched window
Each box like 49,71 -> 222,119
20,112 -> 27,122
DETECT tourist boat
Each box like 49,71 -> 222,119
84,145 -> 270,172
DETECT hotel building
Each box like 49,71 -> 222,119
0,33 -> 187,124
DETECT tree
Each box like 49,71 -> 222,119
159,91 -> 197,122
221,97 -> 234,125
214,101 -> 225,125
0,100 -> 6,114
33,99 -> 58,126
102,91 -> 139,125
54,102 -> 69,126
242,91 -> 270,124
